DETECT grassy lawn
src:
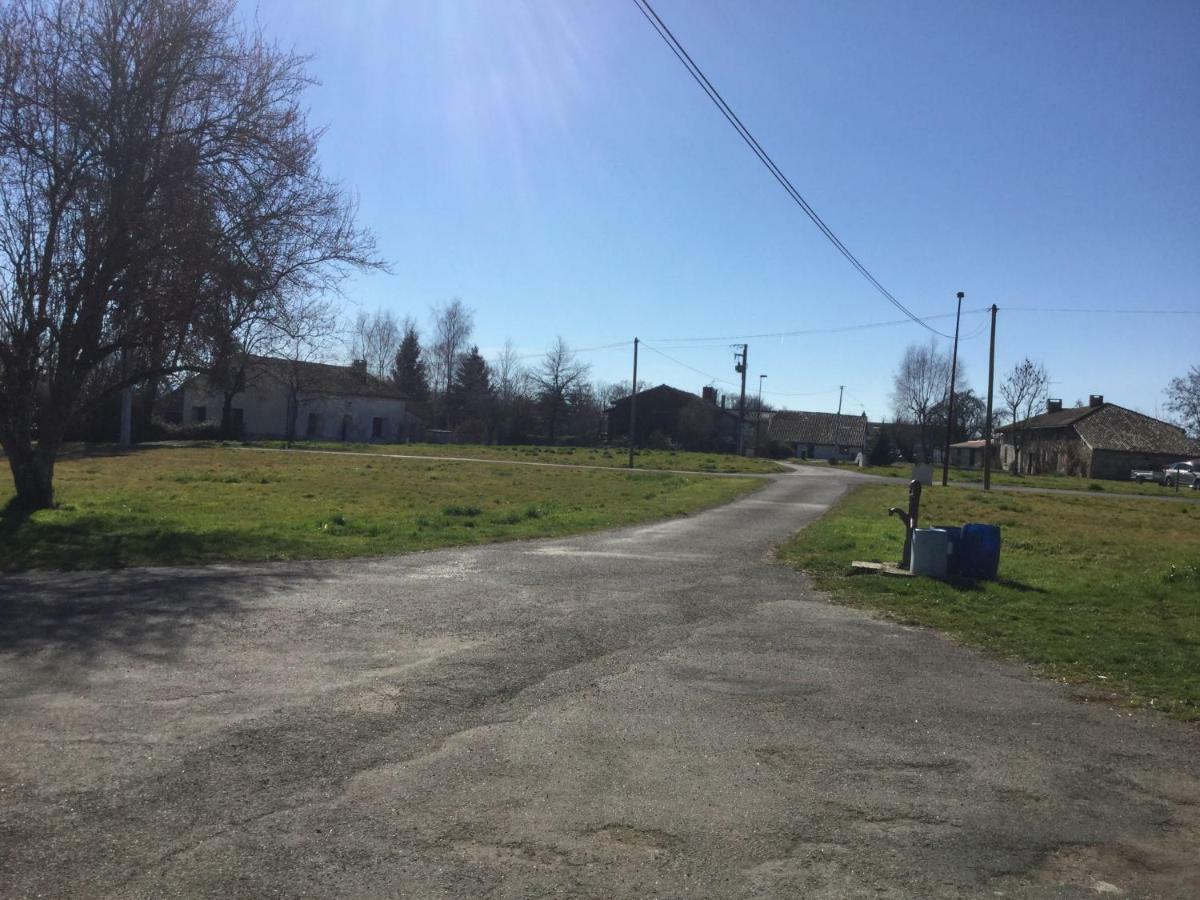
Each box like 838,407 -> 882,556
777,483 -> 1200,721
246,440 -> 788,474
0,446 -> 762,571
793,458 -> 1196,498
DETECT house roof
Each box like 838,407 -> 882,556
608,384 -> 740,420
950,439 -> 997,450
249,355 -> 407,401
1002,402 -> 1193,455
767,411 -> 868,447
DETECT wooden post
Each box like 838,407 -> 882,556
628,338 -> 639,469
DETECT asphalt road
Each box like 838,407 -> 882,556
1,465 -> 1197,899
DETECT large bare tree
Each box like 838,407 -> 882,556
999,357 -> 1050,471
429,298 -> 473,427
890,340 -> 952,463
0,0 -> 376,509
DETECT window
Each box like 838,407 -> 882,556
230,408 -> 244,427
306,412 -> 319,437
372,417 -> 384,439
192,405 -> 207,423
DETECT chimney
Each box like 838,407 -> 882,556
702,386 -> 718,406
1046,398 -> 1063,413
1089,394 -> 1104,408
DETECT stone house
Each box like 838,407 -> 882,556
999,395 -> 1195,479
605,384 -> 744,451
179,356 -> 419,442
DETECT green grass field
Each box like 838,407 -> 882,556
777,484 -> 1200,720
792,457 -> 1197,498
247,440 -> 788,474
0,446 -> 762,571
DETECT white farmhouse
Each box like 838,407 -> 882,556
180,356 -> 419,442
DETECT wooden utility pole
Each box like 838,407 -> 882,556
734,344 -> 748,455
755,374 -> 768,454
628,338 -> 639,469
983,304 -> 998,491
941,292 -> 964,486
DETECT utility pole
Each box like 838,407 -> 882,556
734,344 -> 748,455
834,384 -> 845,460
755,374 -> 768,454
941,291 -> 964,487
983,304 -> 997,491
628,338 -> 639,469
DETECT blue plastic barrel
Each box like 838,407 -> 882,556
932,525 -> 962,574
959,523 -> 1001,580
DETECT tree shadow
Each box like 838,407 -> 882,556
0,564 -> 333,678
944,574 -> 1049,594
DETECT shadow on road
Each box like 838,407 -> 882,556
0,566 -> 327,674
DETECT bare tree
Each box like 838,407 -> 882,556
429,299 -> 474,427
350,308 -> 401,380
531,337 -> 590,444
891,340 -> 951,462
0,0 -> 378,509
1165,365 -> 1200,438
274,297 -> 340,442
999,358 -> 1050,472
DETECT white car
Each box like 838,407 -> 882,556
1162,459 -> 1200,489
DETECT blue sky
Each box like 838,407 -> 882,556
237,0 -> 1199,421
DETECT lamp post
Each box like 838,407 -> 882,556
755,374 -> 768,454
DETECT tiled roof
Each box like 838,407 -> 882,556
1073,405 -> 1194,454
767,411 -> 868,447
1004,406 -> 1097,431
249,355 -> 407,401
1002,402 -> 1192,455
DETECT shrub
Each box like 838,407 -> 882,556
647,430 -> 673,451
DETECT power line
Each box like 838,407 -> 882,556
999,306 -> 1200,316
640,342 -> 738,387
649,308 -> 990,344
630,0 -> 952,338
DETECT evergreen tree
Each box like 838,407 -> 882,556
391,321 -> 430,421
447,346 -> 494,436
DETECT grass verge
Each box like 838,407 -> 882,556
243,440 -> 788,474
0,446 -> 762,571
776,483 -> 1200,721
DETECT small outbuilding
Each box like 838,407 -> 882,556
766,410 -> 868,461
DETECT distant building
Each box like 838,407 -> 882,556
606,384 -> 744,451
999,395 -> 1195,479
767,410 -> 868,461
949,438 -> 1000,469
178,356 -> 420,442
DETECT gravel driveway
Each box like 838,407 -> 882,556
1,465 -> 1196,898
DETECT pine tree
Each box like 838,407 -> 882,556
447,346 -> 494,436
391,322 -> 430,421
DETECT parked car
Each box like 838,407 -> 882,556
1130,468 -> 1162,484
1161,459 -> 1200,489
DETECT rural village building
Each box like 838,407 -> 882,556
179,356 -> 418,442
949,438 -> 1001,469
766,410 -> 868,461
606,384 -> 745,451
999,395 -> 1196,480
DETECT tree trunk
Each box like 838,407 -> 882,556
4,436 -> 58,511
221,390 -> 236,437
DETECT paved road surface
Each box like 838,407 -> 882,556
1,465 -> 1196,898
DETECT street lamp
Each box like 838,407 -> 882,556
755,374 -> 768,454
